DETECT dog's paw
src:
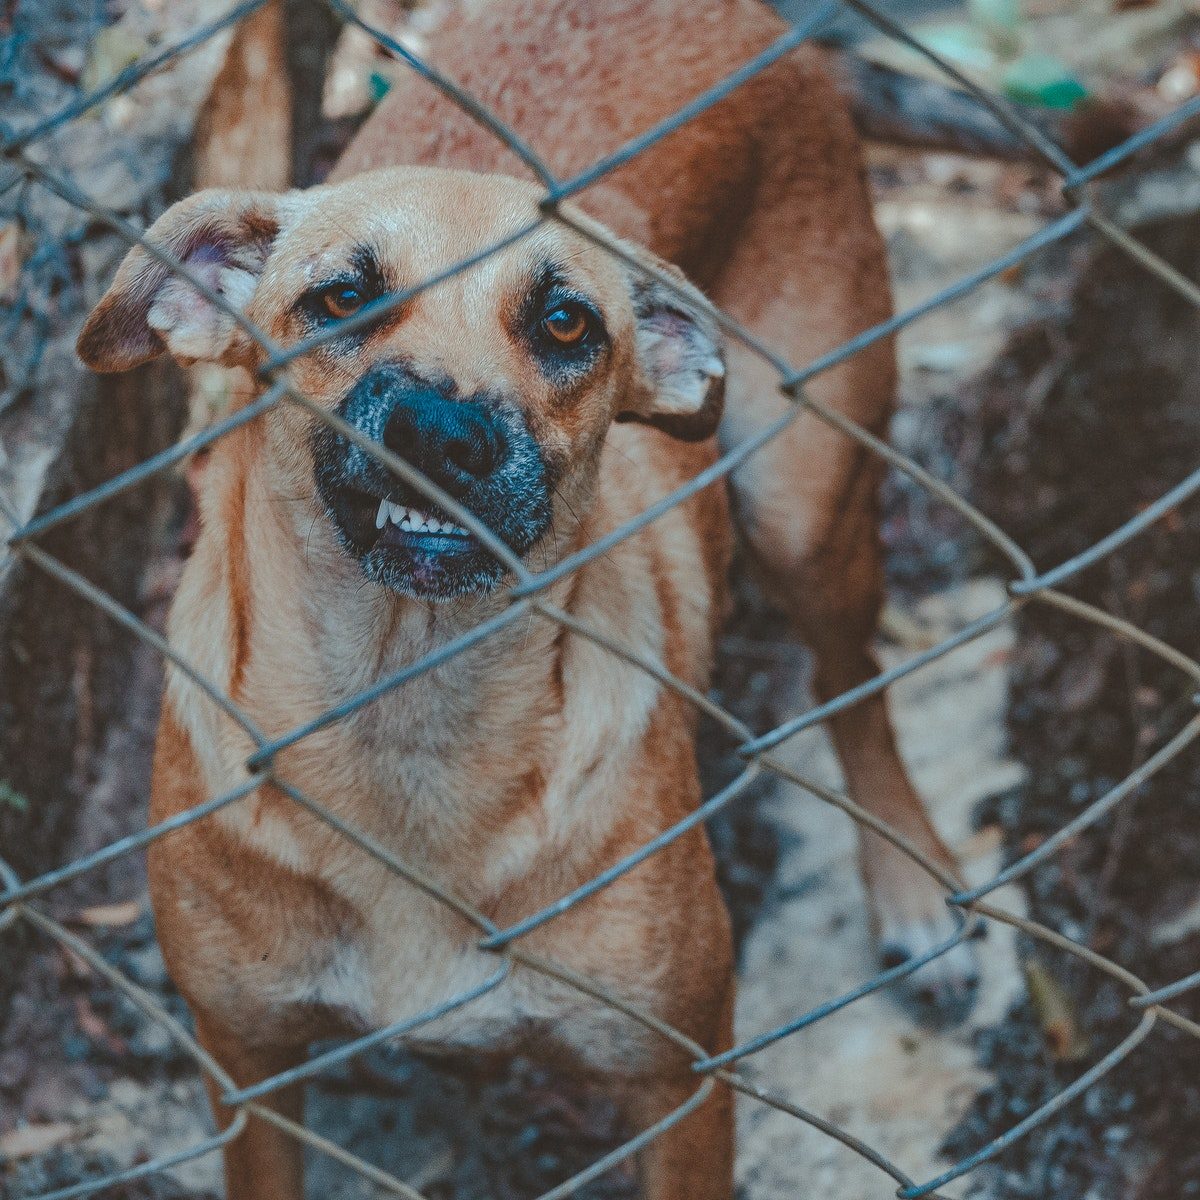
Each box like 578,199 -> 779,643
865,834 -> 981,1026
877,912 -> 981,1028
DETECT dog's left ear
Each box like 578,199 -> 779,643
618,260 -> 725,442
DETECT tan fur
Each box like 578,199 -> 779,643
78,3 -> 976,1197
336,0 -> 970,966
195,0 -> 291,191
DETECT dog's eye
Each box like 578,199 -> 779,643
541,304 -> 590,346
321,284 -> 365,321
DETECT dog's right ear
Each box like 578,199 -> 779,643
616,255 -> 726,443
77,189 -> 286,373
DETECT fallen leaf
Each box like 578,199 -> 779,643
73,995 -> 127,1056
74,899 -> 141,928
80,24 -> 150,96
0,1122 -> 77,1162
57,944 -> 93,981
1026,959 -> 1091,1062
0,222 -> 21,303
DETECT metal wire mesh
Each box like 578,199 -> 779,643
3,1 -> 1200,1197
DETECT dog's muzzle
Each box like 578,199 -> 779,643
312,364 -> 553,599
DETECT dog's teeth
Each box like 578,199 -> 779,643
399,506 -> 433,533
376,502 -> 467,536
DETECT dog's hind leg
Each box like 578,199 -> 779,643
709,61 -> 979,1020
195,1015 -> 306,1200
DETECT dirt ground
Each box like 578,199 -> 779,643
949,207 -> 1200,1200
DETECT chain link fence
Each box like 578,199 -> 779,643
3,1 -> 1200,1197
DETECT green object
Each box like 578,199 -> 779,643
918,22 -> 997,73
0,781 -> 28,812
369,71 -> 393,104
1003,54 -> 1089,110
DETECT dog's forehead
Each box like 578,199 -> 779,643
277,168 -> 618,296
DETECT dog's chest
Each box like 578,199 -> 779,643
240,719 -> 657,1070
271,875 -> 652,1073
189,582 -> 668,1067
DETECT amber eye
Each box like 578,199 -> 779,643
541,304 -> 590,346
321,284 -> 364,320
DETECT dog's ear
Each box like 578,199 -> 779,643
77,189 -> 287,373
618,258 -> 725,442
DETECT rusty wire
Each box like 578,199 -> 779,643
3,0 -> 1200,1197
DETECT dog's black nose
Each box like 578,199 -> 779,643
367,372 -> 503,495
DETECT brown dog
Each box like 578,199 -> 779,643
78,2 -> 976,1197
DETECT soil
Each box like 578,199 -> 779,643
942,215 -> 1200,1199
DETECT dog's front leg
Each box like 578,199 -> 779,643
627,1073 -> 734,1200
195,1014 -> 306,1200
620,988 -> 735,1200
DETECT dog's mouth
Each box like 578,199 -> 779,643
315,442 -> 552,603
370,496 -> 475,548
312,372 -> 555,601
322,483 -> 497,599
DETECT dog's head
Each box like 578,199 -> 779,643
78,168 -> 724,599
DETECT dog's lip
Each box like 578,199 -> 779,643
375,522 -> 478,554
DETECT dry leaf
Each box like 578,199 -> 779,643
75,899 -> 141,927
79,25 -> 150,96
0,221 -> 21,302
1026,958 -> 1091,1062
0,1122 -> 77,1162
73,995 -> 127,1056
